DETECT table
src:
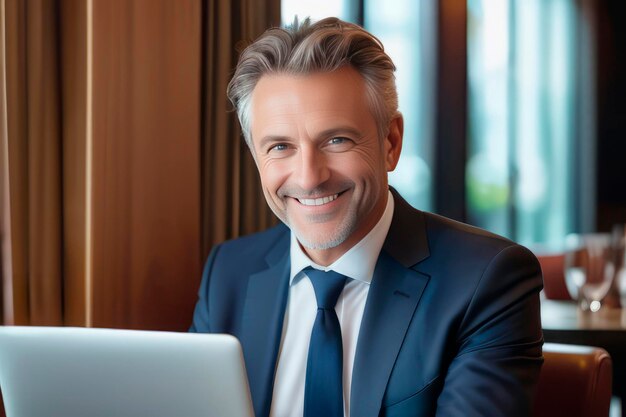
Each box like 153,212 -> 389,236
542,299 -> 626,416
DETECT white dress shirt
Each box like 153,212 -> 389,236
269,191 -> 395,417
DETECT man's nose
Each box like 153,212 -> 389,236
295,147 -> 330,191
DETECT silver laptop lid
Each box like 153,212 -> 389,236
0,327 -> 255,417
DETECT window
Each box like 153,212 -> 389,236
467,0 -> 581,246
281,0 -> 355,25
364,1 -> 436,211
280,0 -> 588,246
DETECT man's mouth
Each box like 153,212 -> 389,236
296,193 -> 340,206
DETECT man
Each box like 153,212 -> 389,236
190,17 -> 543,417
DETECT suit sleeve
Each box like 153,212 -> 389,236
435,244 -> 544,417
188,244 -> 221,333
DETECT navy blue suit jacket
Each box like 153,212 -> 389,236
190,191 -> 543,417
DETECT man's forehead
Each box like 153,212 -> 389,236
248,68 -> 376,143
252,68 -> 366,110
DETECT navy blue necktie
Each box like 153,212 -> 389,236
303,267 -> 347,417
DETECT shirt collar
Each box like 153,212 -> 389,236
289,190 -> 395,285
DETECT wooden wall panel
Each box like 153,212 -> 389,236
91,0 -> 201,330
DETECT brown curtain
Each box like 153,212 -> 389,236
1,0 -> 8,327
1,0 -> 284,327
1,0 -> 64,326
201,0 -> 281,258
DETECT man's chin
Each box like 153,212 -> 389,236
296,236 -> 345,251
292,224 -> 353,251
282,208 -> 359,253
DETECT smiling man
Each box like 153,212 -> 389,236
250,67 -> 400,265
190,18 -> 543,417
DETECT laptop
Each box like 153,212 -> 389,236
0,326 -> 255,417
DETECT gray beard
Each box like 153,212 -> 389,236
292,226 -> 351,250
275,205 -> 359,251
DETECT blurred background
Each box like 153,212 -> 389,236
0,0 -> 624,331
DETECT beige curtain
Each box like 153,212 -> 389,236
1,0 -> 63,326
202,0 -> 281,258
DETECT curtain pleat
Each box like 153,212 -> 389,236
1,0 -> 8,327
2,0 -> 63,325
201,0 -> 281,259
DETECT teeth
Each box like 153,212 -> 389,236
298,193 -> 339,206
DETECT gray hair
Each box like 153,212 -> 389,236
227,17 -> 399,145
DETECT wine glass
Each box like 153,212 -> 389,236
612,225 -> 626,307
564,233 -> 616,312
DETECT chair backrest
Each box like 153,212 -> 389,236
533,343 -> 612,417
537,253 -> 571,300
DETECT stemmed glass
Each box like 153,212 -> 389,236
564,233 -> 616,312
612,225 -> 626,307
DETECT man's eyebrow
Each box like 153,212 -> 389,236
258,135 -> 292,149
257,127 -> 363,148
315,126 -> 363,139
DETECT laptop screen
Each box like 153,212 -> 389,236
0,327 -> 254,417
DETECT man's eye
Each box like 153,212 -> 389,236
269,143 -> 288,152
329,137 -> 349,145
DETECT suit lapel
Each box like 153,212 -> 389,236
240,234 -> 290,417
350,251 -> 429,417
350,190 -> 431,417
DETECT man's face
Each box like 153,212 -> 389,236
249,66 -> 402,264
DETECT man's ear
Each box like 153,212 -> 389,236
384,115 -> 403,171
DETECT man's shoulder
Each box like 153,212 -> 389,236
423,211 -> 513,247
390,190 -> 521,265
419,210 -> 537,269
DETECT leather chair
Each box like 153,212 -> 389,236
533,343 -> 613,417
536,253 -> 571,300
